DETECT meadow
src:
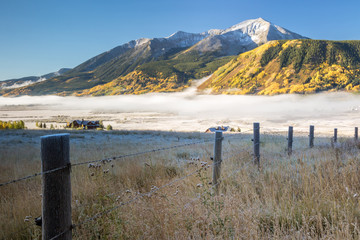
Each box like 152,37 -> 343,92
1,128 -> 360,239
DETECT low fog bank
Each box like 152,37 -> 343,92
0,92 -> 359,119
1,92 -> 359,134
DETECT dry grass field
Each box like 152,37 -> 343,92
1,129 -> 360,239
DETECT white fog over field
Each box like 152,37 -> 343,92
0,92 -> 360,135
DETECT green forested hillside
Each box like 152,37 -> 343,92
261,40 -> 360,71
199,40 -> 360,95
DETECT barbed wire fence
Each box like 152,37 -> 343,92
1,133 -> 218,239
1,123 -> 360,239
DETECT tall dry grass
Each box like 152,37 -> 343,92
1,130 -> 360,239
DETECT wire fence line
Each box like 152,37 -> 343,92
0,164 -> 70,187
0,139 -> 213,188
3,139 -> 218,240
72,139 -> 213,167
176,126 -> 354,212
0,127 -> 301,188
5,124 -> 359,239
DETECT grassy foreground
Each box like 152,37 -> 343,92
1,129 -> 360,239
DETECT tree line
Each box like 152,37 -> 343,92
0,120 -> 25,130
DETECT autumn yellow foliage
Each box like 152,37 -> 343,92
78,71 -> 191,96
199,40 -> 360,95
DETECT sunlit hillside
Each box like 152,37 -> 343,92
199,40 -> 360,95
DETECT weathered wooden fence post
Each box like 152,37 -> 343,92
287,126 -> 293,156
212,131 -> 223,194
355,127 -> 358,141
41,134 -> 72,240
253,122 -> 260,165
334,128 -> 338,143
309,125 -> 314,148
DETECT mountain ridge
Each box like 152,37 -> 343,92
0,18 -> 307,96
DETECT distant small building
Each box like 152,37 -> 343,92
66,120 -> 100,129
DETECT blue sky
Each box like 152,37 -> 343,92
1,0 -> 360,80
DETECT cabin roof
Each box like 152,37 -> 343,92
69,120 -> 100,126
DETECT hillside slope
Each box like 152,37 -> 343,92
198,40 -> 360,95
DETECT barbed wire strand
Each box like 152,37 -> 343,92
0,164 -> 69,187
0,139 -> 213,188
71,139 -> 213,167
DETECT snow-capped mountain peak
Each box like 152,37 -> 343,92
207,29 -> 222,36
166,31 -> 199,39
134,38 -> 151,47
224,17 -> 270,34
189,17 -> 306,56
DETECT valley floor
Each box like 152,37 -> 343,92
0,92 -> 360,136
